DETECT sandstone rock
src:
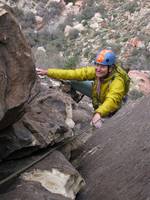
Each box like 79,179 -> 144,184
73,23 -> 85,32
0,150 -> 85,200
0,3 -> 74,160
128,70 -> 150,98
64,25 -> 73,37
127,37 -> 145,49
0,88 -> 75,160
0,3 -> 38,130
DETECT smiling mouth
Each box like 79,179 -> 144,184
96,70 -> 102,73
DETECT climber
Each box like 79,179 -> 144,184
36,49 -> 130,128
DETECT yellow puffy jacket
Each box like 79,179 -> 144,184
47,65 -> 130,117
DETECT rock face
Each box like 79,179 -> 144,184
0,4 -> 85,197
0,150 -> 85,200
128,70 -> 150,99
0,3 -> 38,130
0,2 -> 74,160
75,96 -> 150,200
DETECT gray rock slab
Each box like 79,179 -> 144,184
75,96 -> 150,200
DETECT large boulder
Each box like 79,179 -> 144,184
128,70 -> 150,100
0,2 -> 38,130
74,95 -> 150,200
0,2 -> 74,160
0,87 -> 75,160
0,150 -> 85,200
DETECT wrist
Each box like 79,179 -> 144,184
94,112 -> 101,118
46,69 -> 49,76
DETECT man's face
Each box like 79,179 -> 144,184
95,64 -> 109,78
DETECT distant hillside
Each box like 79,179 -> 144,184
1,0 -> 150,70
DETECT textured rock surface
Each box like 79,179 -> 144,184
0,87 -> 76,160
0,2 -> 38,130
0,2 -> 75,160
128,70 -> 150,99
0,150 -> 85,200
74,96 -> 150,200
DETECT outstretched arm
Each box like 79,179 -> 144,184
36,67 -> 96,81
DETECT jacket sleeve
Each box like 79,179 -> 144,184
47,66 -> 95,80
95,76 -> 126,117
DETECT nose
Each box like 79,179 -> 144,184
96,67 -> 103,73
96,65 -> 103,70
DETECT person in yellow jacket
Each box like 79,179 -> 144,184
36,49 -> 130,128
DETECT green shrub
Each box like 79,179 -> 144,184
68,29 -> 79,40
35,26 -> 66,51
76,6 -> 95,22
64,0 -> 76,4
76,1 -> 106,22
122,2 -> 138,13
23,12 -> 36,29
84,49 -> 90,58
58,14 -> 74,31
47,1 -> 64,17
64,56 -> 78,68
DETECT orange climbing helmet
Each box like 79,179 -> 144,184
95,49 -> 116,66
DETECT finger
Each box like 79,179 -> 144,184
36,71 -> 44,76
36,68 -> 44,73
95,121 -> 102,128
93,117 -> 99,124
36,70 -> 42,74
36,67 -> 39,70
